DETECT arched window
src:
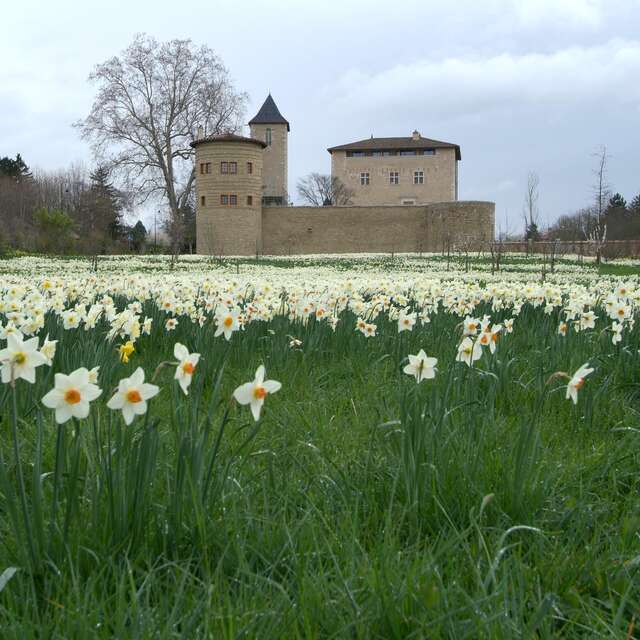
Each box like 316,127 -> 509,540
266,128 -> 272,146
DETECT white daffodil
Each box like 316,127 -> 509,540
403,349 -> 437,383
165,318 -> 178,331
107,367 -> 160,425
214,308 -> 240,340
88,366 -> 100,384
363,323 -> 377,338
566,362 -> 594,405
41,368 -> 102,424
40,334 -> 58,366
173,342 -> 200,395
0,322 -> 22,341
611,322 -> 623,345
463,316 -> 481,336
397,308 -> 417,333
233,365 -> 281,422
0,333 -> 48,384
456,337 -> 483,367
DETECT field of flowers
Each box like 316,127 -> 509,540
1,252 -> 640,638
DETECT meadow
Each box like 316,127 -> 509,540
0,252 -> 639,638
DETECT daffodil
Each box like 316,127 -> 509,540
106,367 -> 160,425
566,362 -> 594,404
173,342 -> 200,395
403,349 -> 437,383
0,333 -> 47,384
41,368 -> 102,424
214,308 -> 240,340
456,337 -> 483,367
118,340 -> 135,364
233,365 -> 281,422
397,308 -> 416,333
40,334 -> 58,366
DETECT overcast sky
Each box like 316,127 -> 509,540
2,0 -> 639,233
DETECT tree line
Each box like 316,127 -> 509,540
519,147 -> 639,246
0,155 -> 151,254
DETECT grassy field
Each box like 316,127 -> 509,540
0,254 -> 639,638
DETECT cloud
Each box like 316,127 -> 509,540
327,39 -> 640,122
513,0 -> 603,28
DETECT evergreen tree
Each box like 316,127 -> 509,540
88,165 -> 124,241
130,220 -> 147,252
628,194 -> 640,217
0,154 -> 32,181
524,222 -> 541,241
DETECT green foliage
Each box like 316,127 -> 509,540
32,208 -> 75,253
0,298 -> 639,636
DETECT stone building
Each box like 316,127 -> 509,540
192,94 -> 494,256
328,132 -> 460,206
248,94 -> 289,206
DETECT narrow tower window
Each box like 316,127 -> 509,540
200,196 -> 206,206
220,162 -> 228,174
229,162 -> 237,174
247,162 -> 253,174
265,128 -> 272,146
247,195 -> 253,206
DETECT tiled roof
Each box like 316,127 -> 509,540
248,94 -> 290,131
190,133 -> 267,149
328,135 -> 461,160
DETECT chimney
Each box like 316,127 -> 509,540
412,130 -> 421,141
196,125 -> 204,140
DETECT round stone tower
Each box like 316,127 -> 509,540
191,133 -> 266,255
249,94 -> 290,206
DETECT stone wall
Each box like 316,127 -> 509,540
260,201 -> 494,255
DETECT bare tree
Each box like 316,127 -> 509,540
589,145 -> 611,264
296,173 -> 355,206
523,171 -> 541,240
76,34 -> 247,251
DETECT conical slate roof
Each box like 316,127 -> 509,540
248,94 -> 290,131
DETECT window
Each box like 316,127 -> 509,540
220,194 -> 228,205
371,151 -> 383,157
229,161 -> 237,174
383,151 -> 395,156
347,151 -> 365,157
266,128 -> 272,146
200,195 -> 206,206
199,162 -> 211,174
389,171 -> 399,185
423,149 -> 436,156
247,195 -> 253,206
402,199 -> 416,205
230,194 -> 237,206
400,150 -> 417,156
414,171 -> 424,184
360,172 -> 370,186
220,161 -> 228,174
247,161 -> 253,174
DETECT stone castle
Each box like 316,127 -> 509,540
192,94 -> 494,255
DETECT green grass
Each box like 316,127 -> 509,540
1,304 -> 640,638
